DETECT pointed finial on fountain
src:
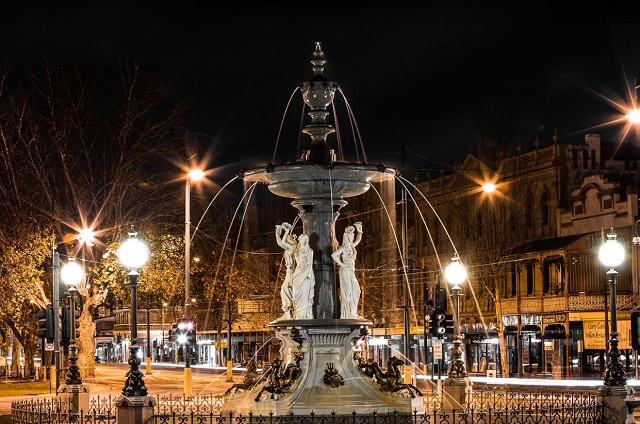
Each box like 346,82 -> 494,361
300,42 -> 337,163
310,42 -> 327,81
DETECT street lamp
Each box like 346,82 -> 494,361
117,230 -> 150,397
598,229 -> 625,386
185,168 -> 204,397
444,255 -> 468,378
60,258 -> 85,385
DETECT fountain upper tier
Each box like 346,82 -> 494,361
240,163 -> 395,199
240,42 -> 396,196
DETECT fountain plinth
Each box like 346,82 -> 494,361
224,43 -> 419,416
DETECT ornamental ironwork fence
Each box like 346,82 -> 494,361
11,389 -> 602,424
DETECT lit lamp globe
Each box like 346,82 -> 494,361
61,259 -> 85,287
117,233 -> 149,270
445,256 -> 467,286
598,233 -> 624,268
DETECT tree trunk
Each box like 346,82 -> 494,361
22,336 -> 36,378
494,284 -> 508,378
11,337 -> 20,377
77,308 -> 97,378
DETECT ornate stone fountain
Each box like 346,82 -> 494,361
224,43 -> 422,415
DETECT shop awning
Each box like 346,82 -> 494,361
522,325 -> 541,332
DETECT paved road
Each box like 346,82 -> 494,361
0,363 -> 237,417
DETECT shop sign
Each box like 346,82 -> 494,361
433,339 -> 442,360
542,314 -> 565,324
583,320 -> 630,350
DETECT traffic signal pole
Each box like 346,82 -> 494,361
52,249 -> 61,392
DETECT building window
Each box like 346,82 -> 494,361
572,150 -> 578,168
574,203 -> 584,216
591,150 -> 596,169
603,198 -> 612,209
526,263 -> 534,295
582,150 -> 589,169
525,193 -> 533,227
541,191 -> 550,225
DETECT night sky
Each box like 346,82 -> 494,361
2,3 -> 640,178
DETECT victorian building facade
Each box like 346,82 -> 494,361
413,131 -> 639,378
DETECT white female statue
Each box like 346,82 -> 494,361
331,222 -> 363,319
275,222 -> 297,319
291,234 -> 315,319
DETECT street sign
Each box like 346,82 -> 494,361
433,339 -> 442,360
45,342 -> 54,351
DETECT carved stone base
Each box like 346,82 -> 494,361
222,319 -> 416,415
115,395 -> 155,424
56,383 -> 89,413
442,377 -> 471,410
597,385 -> 635,424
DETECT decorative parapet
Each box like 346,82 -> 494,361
501,293 -> 635,316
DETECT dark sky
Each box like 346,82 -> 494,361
2,2 -> 640,176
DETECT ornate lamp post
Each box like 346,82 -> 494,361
444,255 -> 467,378
117,230 -> 150,397
60,258 -> 85,385
56,257 -> 90,413
441,254 -> 471,410
598,230 -> 625,386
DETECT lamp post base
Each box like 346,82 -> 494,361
442,377 -> 471,410
116,395 -> 156,424
597,385 -> 636,424
56,383 -> 89,413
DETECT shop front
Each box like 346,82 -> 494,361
466,333 -> 500,377
573,312 -> 634,379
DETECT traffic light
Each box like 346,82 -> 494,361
444,314 -> 454,334
434,313 -> 446,337
424,314 -> 433,337
187,319 -> 197,346
168,322 -> 178,343
37,304 -> 54,342
61,306 -> 81,341
176,318 -> 196,345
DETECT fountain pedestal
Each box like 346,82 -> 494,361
223,319 -> 418,415
224,43 -> 418,416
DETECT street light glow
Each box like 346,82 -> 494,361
117,232 -> 150,270
445,256 -> 467,285
188,169 -> 205,182
482,182 -> 496,193
598,231 -> 624,268
78,228 -> 96,246
60,259 -> 84,287
626,108 -> 640,124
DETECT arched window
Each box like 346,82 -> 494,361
525,192 -> 533,227
541,190 -> 550,225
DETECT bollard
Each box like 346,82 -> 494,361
227,360 -> 234,382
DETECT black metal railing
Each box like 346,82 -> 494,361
11,389 -> 602,424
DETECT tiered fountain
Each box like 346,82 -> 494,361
224,43 -> 422,415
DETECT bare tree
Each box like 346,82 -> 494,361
0,55 -> 190,377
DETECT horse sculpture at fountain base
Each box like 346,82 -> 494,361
254,352 -> 304,402
355,355 -> 422,398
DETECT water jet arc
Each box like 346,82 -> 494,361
226,43 -> 419,415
